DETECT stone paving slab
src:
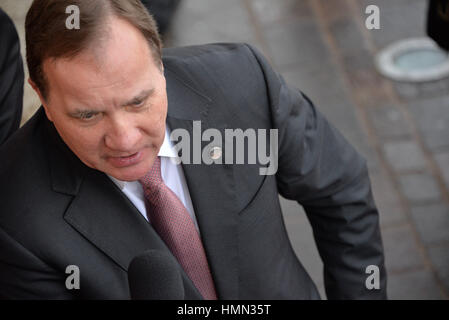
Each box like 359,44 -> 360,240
382,140 -> 427,172
387,268 -> 445,300
427,243 -> 449,292
434,151 -> 449,190
264,19 -> 331,68
358,0 -> 428,49
382,224 -> 427,273
408,95 -> 449,152
394,79 -> 449,101
250,0 -> 313,26
367,105 -> 413,140
370,170 -> 408,228
410,203 -> 449,245
166,0 -> 258,48
398,173 -> 442,204
279,197 -> 326,299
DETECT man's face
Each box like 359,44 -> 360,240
35,18 -> 167,181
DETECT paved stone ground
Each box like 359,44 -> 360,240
2,0 -> 449,299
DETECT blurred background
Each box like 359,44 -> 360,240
1,0 -> 449,299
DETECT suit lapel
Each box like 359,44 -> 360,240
63,168 -> 204,299
63,168 -> 167,270
165,68 -> 239,299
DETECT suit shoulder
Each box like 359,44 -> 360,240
162,42 -> 262,74
163,43 -> 274,128
163,42 -> 252,60
162,42 -> 270,98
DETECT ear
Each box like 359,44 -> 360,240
28,78 -> 53,122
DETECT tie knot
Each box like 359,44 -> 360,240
138,156 -> 163,189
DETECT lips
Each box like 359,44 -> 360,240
107,151 -> 143,168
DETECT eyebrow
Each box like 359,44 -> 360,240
120,88 -> 155,107
68,109 -> 99,118
67,88 -> 156,118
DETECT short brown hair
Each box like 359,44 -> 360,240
25,0 -> 162,101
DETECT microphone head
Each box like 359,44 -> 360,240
128,250 -> 184,300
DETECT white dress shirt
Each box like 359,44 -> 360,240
108,128 -> 200,231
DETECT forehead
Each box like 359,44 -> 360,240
43,17 -> 159,106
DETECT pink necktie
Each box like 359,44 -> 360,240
138,156 -> 217,300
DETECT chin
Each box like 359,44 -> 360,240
108,164 -> 151,182
111,170 -> 145,182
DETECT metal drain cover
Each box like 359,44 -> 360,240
375,38 -> 449,82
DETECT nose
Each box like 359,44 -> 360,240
104,116 -> 141,152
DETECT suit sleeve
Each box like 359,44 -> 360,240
244,44 -> 387,299
0,9 -> 24,146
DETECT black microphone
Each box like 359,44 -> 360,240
128,250 -> 185,300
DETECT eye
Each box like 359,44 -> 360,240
79,111 -> 99,120
131,99 -> 145,108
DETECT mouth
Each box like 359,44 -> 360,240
106,151 -> 143,168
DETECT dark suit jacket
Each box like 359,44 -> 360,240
0,8 -> 24,145
0,43 -> 386,299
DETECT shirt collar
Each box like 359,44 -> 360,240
158,126 -> 178,158
108,127 -> 177,190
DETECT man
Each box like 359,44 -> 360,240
0,8 -> 24,145
0,0 -> 386,299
